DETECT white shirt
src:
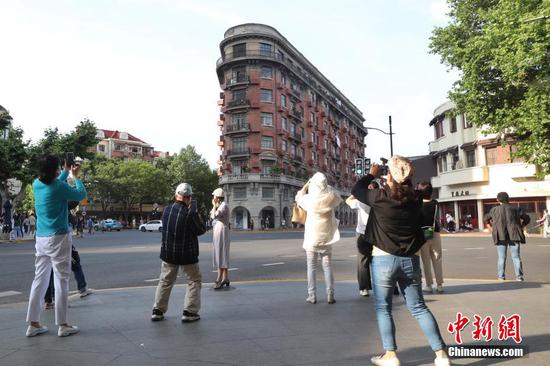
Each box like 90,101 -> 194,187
346,198 -> 371,234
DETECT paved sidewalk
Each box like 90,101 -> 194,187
0,280 -> 548,366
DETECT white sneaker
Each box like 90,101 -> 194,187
58,325 -> 79,337
434,356 -> 451,366
370,355 -> 401,366
26,325 -> 48,337
305,294 -> 317,304
79,288 -> 93,298
436,285 -> 444,293
360,289 -> 370,297
328,292 -> 336,304
423,286 -> 433,293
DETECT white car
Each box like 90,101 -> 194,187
139,220 -> 163,232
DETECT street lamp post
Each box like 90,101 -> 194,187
365,115 -> 395,157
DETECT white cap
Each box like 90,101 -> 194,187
212,188 -> 224,197
175,183 -> 193,196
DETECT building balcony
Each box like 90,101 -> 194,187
219,173 -> 305,188
225,75 -> 250,88
435,166 -> 489,187
225,148 -> 251,157
289,133 -> 303,143
216,50 -> 284,68
289,107 -> 303,121
225,123 -> 250,134
225,99 -> 250,111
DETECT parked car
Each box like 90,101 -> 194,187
139,220 -> 163,232
94,219 -> 123,232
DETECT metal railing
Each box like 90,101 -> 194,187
226,148 -> 250,156
226,99 -> 250,109
226,123 -> 250,133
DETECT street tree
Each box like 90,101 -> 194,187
167,146 -> 219,218
0,124 -> 30,208
430,0 -> 550,175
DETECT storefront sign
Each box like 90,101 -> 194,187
452,190 -> 470,197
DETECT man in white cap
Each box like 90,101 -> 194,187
151,183 -> 206,322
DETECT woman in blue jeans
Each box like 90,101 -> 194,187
352,156 -> 450,366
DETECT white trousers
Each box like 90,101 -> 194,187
420,232 -> 444,287
306,250 -> 334,296
26,233 -> 72,325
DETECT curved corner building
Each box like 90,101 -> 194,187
216,23 -> 366,230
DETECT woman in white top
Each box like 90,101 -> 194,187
295,172 -> 342,304
210,188 -> 231,289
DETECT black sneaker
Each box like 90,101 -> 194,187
151,308 -> 164,321
181,310 -> 200,323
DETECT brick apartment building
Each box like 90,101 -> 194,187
93,129 -> 157,160
216,23 -> 367,230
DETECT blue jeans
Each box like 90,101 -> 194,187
14,226 -> 23,238
497,241 -> 523,280
371,255 -> 446,352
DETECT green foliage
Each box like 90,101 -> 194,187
20,185 -> 35,214
0,126 -> 30,186
0,109 -> 12,131
430,0 -> 550,175
167,146 -> 219,217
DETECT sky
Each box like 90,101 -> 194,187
0,0 -> 459,168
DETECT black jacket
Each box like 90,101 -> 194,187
484,204 -> 530,244
351,174 -> 426,256
160,202 -> 206,265
421,200 -> 440,233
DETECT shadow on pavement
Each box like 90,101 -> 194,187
434,281 -> 547,295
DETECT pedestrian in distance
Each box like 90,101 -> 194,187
296,172 -> 342,305
211,188 -> 231,289
352,156 -> 450,366
28,213 -> 37,238
346,181 -> 379,297
151,183 -> 206,322
87,217 -> 94,235
23,214 -> 30,236
13,213 -> 24,238
484,192 -> 530,281
417,182 -> 444,294
536,209 -> 549,238
25,155 -> 86,338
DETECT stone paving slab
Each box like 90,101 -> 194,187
0,280 -> 549,365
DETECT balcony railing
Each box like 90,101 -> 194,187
219,173 -> 306,187
226,99 -> 250,110
225,123 -> 250,134
217,50 -> 284,67
289,133 -> 303,143
289,107 -> 303,121
226,75 -> 250,87
225,148 -> 251,156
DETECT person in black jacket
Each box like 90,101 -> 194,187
484,192 -> 530,281
352,156 -> 449,366
151,183 -> 206,323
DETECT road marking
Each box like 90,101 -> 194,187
476,257 -> 489,259
279,254 -> 297,258
0,291 -> 22,298
348,255 -> 357,258
144,278 -> 159,282
131,246 -> 146,249
262,262 -> 285,267
538,245 -> 550,247
442,249 -> 448,251
464,247 -> 485,250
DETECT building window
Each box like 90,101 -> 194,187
261,160 -> 274,175
290,123 -> 296,135
485,147 -> 498,165
312,151 -> 317,161
234,186 -> 247,199
231,66 -> 246,83
290,144 -> 297,157
233,43 -> 246,57
451,151 -> 459,170
260,89 -> 273,102
281,73 -> 286,85
233,160 -> 248,175
310,112 -> 314,123
324,139 -> 328,149
261,66 -> 272,79
232,113 -> 247,128
280,94 -> 287,108
114,143 -> 125,151
281,139 -> 287,151
435,121 -> 444,139
465,150 -> 476,168
281,117 -> 288,130
98,145 -> 105,152
310,132 -> 315,142
450,117 -> 457,133
233,89 -> 246,102
309,90 -> 315,103
300,148 -> 305,158
259,43 -> 272,56
300,127 -> 305,138
262,187 -> 275,199
261,112 -> 273,126
261,136 -> 274,149
463,114 -> 473,128
232,137 -> 247,151
438,155 -> 447,173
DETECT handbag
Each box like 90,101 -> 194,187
422,203 -> 438,240
291,202 -> 307,225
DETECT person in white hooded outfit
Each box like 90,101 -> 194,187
295,172 -> 342,304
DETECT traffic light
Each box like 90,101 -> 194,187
354,158 -> 364,176
364,158 -> 371,174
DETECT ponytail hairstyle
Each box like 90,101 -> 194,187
389,178 -> 417,204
